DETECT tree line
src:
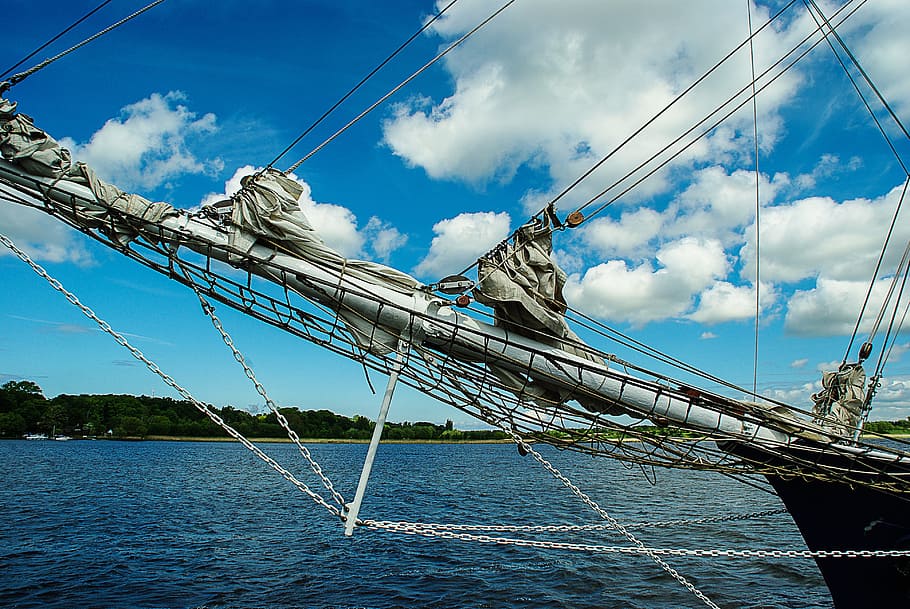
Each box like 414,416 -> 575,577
0,380 -> 508,442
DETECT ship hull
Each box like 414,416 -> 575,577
723,441 -> 910,608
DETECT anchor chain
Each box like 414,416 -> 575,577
179,264 -> 348,509
1,231 -> 343,518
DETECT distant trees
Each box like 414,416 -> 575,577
0,380 -> 508,441
864,419 -> 910,435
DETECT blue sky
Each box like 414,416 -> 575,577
2,0 -> 910,427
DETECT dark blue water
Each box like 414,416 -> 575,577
1,440 -> 832,609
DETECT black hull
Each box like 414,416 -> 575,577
723,441 -> 910,608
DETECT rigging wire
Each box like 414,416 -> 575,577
870,240 -> 910,372
545,0 -> 800,216
264,0 -> 461,172
458,0 -> 876,415
0,0 -> 113,81
746,0 -> 762,398
565,0 -> 866,226
844,178 -> 910,365
1,0 -> 167,92
461,0 -> 858,286
805,0 -> 910,146
284,0 -> 518,174
798,0 -> 910,366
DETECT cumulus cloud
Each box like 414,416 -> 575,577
60,91 -> 222,191
201,166 -> 406,260
0,197 -> 94,265
563,237 -> 729,325
384,0 -> 801,207
785,278 -> 897,337
414,211 -> 511,279
740,187 -> 908,285
688,280 -> 778,325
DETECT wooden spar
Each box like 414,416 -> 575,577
0,158 -> 791,447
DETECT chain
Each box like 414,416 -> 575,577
498,428 -> 722,609
359,508 -> 789,534
180,265 -> 347,509
361,520 -> 910,558
1,231 -> 343,519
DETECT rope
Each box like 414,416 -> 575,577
1,0 -> 113,80
568,0 -> 866,227
3,0 -> 167,90
285,0 -> 518,173
0,230 -> 343,519
552,0 -> 799,220
746,0 -> 762,398
804,0 -> 910,147
265,0 -> 461,172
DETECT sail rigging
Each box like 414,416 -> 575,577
6,2 -> 910,607
1,0 -> 910,484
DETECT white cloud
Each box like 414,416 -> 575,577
740,188 -> 908,284
564,237 -> 728,324
414,211 -> 511,279
60,91 -> 222,191
579,207 -> 664,258
688,280 -> 778,325
384,0 -> 801,207
363,217 -> 408,263
848,0 -> 910,117
201,166 -> 406,260
785,278 -> 895,337
0,198 -> 94,265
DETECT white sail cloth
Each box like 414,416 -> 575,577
0,97 -> 177,244
473,222 -> 614,411
811,363 -> 866,437
218,168 -> 420,355
0,97 -> 416,355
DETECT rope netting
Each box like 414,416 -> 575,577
2,169 -> 909,501
6,226 -> 910,609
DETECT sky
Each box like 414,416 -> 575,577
2,0 -> 910,427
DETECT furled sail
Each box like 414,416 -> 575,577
0,96 -> 414,356
0,97 -> 177,244
216,168 -> 420,355
473,220 -> 614,411
811,363 -> 866,437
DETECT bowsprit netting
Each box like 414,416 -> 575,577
2,157 -> 910,502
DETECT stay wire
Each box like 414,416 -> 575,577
285,0 -> 518,174
843,176 -> 910,365
2,0 -> 167,90
0,0 -> 113,81
265,0 -> 461,172
746,0 -> 762,398
803,0 -> 910,176
805,0 -> 910,146
571,0 -> 865,226
870,240 -> 910,376
552,0 -> 800,218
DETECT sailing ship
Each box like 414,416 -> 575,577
2,1 -> 909,607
